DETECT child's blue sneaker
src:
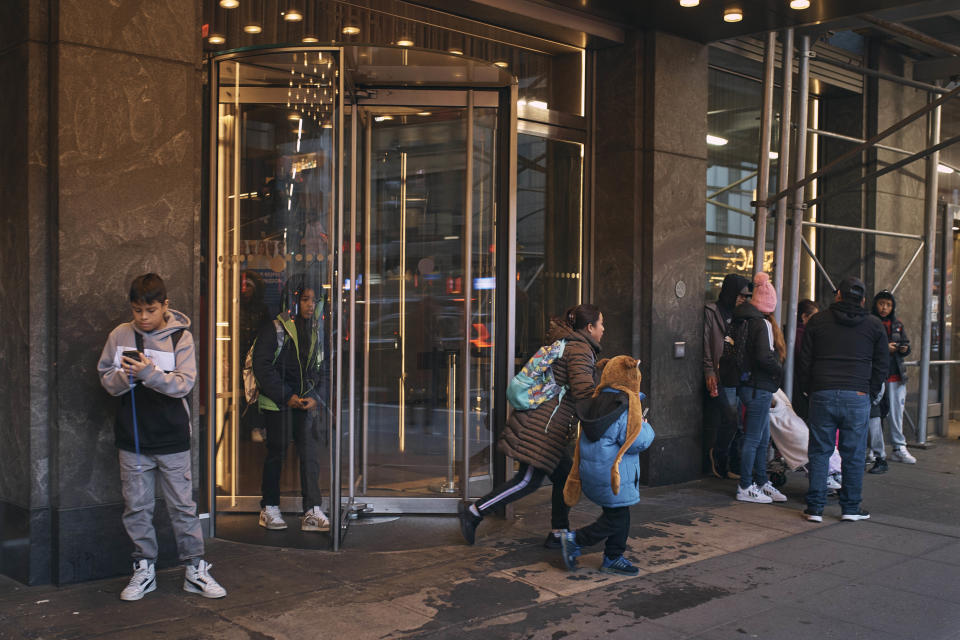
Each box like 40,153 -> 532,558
600,555 -> 639,576
560,530 -> 581,571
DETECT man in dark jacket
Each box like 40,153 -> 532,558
703,274 -> 751,478
797,276 -> 888,522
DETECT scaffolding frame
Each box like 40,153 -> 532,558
747,28 -> 960,445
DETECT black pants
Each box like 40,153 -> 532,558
575,505 -> 630,558
260,408 -> 323,510
707,385 -> 740,473
473,455 -> 572,531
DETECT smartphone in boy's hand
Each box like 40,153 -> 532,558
122,350 -> 141,362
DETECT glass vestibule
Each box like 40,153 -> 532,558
208,46 -> 512,547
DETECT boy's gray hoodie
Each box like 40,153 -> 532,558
97,309 -> 196,454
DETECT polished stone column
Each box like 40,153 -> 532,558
593,32 -> 708,485
0,0 -> 202,585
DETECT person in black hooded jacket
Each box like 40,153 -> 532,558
703,273 -> 751,478
797,277 -> 888,523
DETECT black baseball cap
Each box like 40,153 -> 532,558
837,276 -> 866,301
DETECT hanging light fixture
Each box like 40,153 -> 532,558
679,0 -> 699,6
397,38 -> 414,47
282,8 -> 303,22
790,0 -> 810,8
208,33 -> 226,45
219,0 -> 239,8
724,7 -> 743,22
342,25 -> 360,35
242,1 -> 263,34
494,61 -> 509,68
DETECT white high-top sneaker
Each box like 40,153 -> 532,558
259,505 -> 288,530
301,506 -> 331,532
183,560 -> 227,598
120,559 -> 156,601
891,446 -> 917,464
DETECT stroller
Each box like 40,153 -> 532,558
767,390 -> 842,488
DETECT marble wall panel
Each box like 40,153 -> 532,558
595,37 -> 642,157
593,148 -> 641,359
0,44 -> 32,509
28,40 -> 52,510
647,150 -> 707,443
59,0 -> 199,65
652,33 -> 708,161
55,44 -> 201,509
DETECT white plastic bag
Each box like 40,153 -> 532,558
768,389 -> 809,471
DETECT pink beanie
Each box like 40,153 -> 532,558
752,272 -> 778,314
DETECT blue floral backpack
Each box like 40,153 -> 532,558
506,339 -> 568,430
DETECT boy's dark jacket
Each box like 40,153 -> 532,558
97,310 -> 196,454
871,292 -> 911,382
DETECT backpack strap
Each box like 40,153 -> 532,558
135,328 -> 185,353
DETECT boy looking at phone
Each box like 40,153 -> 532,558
97,273 -> 226,601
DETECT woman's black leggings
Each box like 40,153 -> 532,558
473,455 -> 572,530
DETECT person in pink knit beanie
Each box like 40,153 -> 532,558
727,272 -> 787,504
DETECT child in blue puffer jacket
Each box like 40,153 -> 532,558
561,355 -> 654,575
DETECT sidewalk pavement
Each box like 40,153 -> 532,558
2,439 -> 959,640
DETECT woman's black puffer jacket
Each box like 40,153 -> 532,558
732,301 -> 782,393
498,320 -> 601,473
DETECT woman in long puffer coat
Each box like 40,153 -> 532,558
457,304 -> 604,547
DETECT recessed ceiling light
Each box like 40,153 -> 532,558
448,48 -> 464,55
679,0 -> 699,6
417,111 -> 432,116
494,61 -> 509,68
789,0 -> 810,8
342,26 -> 360,35
243,24 -> 262,34
706,134 -> 729,146
208,34 -> 226,45
219,0 -> 239,8
724,7 -> 743,21
374,115 -> 394,122
397,39 -> 414,47
302,36 -> 319,43
938,164 -> 955,174
282,9 -> 303,22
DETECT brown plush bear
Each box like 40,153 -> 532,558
563,355 -> 646,506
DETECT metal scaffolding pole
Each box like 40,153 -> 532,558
783,35 -> 811,399
917,95 -> 942,445
773,27 -> 794,325
753,31 -> 777,275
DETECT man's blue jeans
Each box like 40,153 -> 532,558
806,390 -> 871,514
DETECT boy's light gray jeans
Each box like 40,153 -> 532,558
119,450 -> 204,563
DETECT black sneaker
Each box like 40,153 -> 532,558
543,531 -> 562,549
868,458 -> 888,474
457,501 -> 482,545
841,508 -> 871,522
803,507 -> 823,523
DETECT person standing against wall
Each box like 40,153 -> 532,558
704,274 -> 751,479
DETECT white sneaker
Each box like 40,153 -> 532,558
301,506 -> 331,532
259,505 -> 287,530
736,483 -> 773,504
827,473 -> 842,490
759,481 -> 787,502
120,559 -> 156,601
891,447 -> 917,464
183,560 -> 227,598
